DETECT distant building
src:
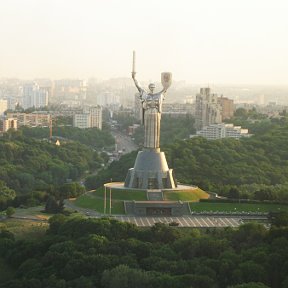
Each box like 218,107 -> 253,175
194,123 -> 250,140
3,118 -> 17,132
22,82 -> 48,109
0,78 -> 22,110
195,88 -> 222,130
73,113 -> 91,129
36,79 -> 54,104
162,103 -> 194,116
128,124 -> 140,136
217,96 -> 234,120
0,99 -> 8,115
54,79 -> 87,104
73,106 -> 102,129
89,106 -> 102,129
6,112 -> 51,127
96,92 -> 120,107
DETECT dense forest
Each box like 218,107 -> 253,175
20,126 -> 115,150
90,117 -> 288,201
0,216 -> 288,288
0,130 -> 105,209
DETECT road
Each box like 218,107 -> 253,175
111,130 -> 138,154
64,199 -> 270,228
7,201 -> 268,228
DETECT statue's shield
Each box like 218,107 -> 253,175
161,72 -> 172,90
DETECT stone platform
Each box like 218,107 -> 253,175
104,182 -> 199,216
124,149 -> 177,189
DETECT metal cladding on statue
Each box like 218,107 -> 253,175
125,59 -> 176,189
132,51 -> 136,73
161,72 -> 172,90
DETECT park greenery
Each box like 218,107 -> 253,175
0,129 -> 104,210
20,126 -> 115,150
0,109 -> 288,287
73,188 -> 208,215
91,116 -> 288,202
0,215 -> 288,288
1,110 -> 288,209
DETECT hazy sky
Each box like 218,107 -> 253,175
0,0 -> 287,84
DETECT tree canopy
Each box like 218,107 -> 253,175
0,131 -> 104,209
0,217 -> 288,288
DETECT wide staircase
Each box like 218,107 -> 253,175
147,190 -> 163,201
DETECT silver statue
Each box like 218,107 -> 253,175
132,51 -> 172,149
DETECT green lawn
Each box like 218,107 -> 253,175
74,193 -> 125,214
75,188 -> 211,215
164,188 -> 209,202
75,188 -> 288,214
75,193 -> 288,215
189,202 -> 288,213
91,187 -> 147,201
14,206 -> 52,220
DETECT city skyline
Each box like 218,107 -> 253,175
0,0 -> 287,85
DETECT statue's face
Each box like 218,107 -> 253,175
148,83 -> 155,93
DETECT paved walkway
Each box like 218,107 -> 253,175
113,215 -> 241,227
64,200 -> 268,228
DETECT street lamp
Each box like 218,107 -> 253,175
109,178 -> 112,215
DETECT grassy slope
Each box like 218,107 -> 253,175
74,188 -> 147,214
75,188 -> 288,214
74,187 -> 211,214
163,188 -> 209,202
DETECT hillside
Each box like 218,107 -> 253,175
91,117 -> 288,200
0,130 -> 104,208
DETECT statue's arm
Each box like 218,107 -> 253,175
159,88 -> 167,100
132,73 -> 143,94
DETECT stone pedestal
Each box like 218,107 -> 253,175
124,148 -> 177,189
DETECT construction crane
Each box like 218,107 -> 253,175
49,115 -> 55,141
49,117 -> 52,140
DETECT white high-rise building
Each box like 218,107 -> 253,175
195,88 -> 222,131
89,106 -> 102,130
22,82 -> 48,109
73,113 -> 91,129
73,106 -> 102,130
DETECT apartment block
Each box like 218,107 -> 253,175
195,88 -> 222,130
6,112 -> 51,127
195,123 -> 250,140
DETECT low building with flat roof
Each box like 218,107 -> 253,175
193,123 -> 251,140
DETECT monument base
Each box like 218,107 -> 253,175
125,201 -> 190,216
124,149 -> 177,189
103,182 -> 203,216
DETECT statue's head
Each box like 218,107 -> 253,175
148,83 -> 155,93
